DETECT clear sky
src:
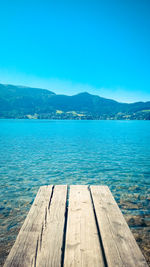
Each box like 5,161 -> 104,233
0,0 -> 150,103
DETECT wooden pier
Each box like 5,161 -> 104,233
4,185 -> 148,267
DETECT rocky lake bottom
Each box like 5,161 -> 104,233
0,198 -> 150,266
0,120 -> 150,265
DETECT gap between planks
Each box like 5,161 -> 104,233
4,185 -> 148,267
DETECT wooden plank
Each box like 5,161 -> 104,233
35,185 -> 67,267
4,185 -> 67,267
90,185 -> 148,267
4,185 -> 53,267
64,185 -> 105,267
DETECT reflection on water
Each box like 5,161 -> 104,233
0,120 -> 150,265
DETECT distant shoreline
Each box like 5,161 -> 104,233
0,83 -> 150,120
0,117 -> 150,121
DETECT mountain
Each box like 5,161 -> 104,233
0,83 -> 150,120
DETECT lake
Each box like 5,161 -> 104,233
0,120 -> 150,265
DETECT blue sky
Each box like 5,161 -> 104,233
0,0 -> 150,103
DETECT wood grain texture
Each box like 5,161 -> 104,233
4,185 -> 53,267
64,185 -> 105,267
4,185 -> 67,267
90,185 -> 148,267
35,185 -> 67,267
4,185 -> 148,267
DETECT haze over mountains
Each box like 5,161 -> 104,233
0,83 -> 150,120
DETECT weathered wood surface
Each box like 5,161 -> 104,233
4,185 -> 148,267
4,185 -> 53,267
90,185 -> 148,267
64,185 -> 104,267
4,185 -> 67,267
35,185 -> 67,267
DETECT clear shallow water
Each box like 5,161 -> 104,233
0,120 -> 150,264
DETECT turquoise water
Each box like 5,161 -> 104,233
0,120 -> 150,264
